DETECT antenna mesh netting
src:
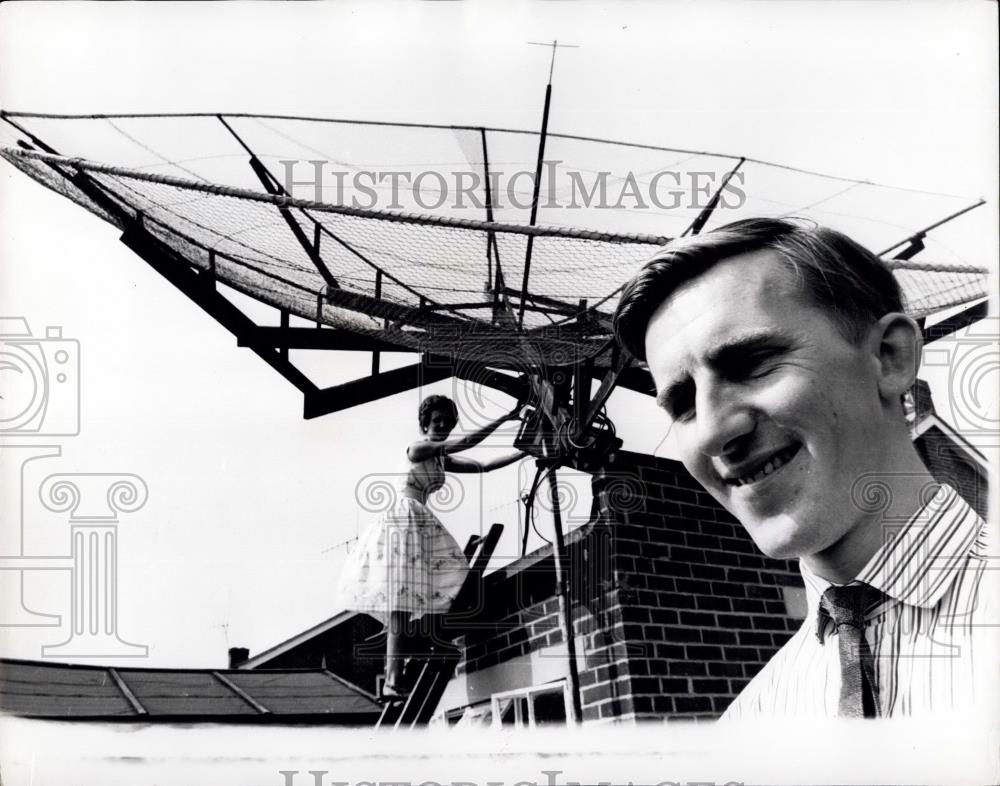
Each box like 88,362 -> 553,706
0,113 -> 989,365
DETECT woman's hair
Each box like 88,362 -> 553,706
418,395 -> 459,431
613,217 -> 904,361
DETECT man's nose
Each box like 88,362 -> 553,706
693,382 -> 755,458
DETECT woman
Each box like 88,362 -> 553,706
337,394 -> 527,700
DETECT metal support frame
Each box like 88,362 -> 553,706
878,200 -> 986,256
237,326 -> 403,353
278,310 -> 290,361
450,363 -> 528,401
479,129 -> 519,330
3,121 -> 355,415
304,355 -> 456,419
922,300 -> 989,344
122,226 -> 321,399
893,234 -> 925,261
573,346 -> 631,441
612,364 -> 656,397
502,287 -> 597,320
218,115 -> 340,290
572,300 -> 593,428
372,269 -> 383,376
481,128 -> 496,294
683,157 -> 746,236
5,115 -> 487,418
216,114 -> 475,329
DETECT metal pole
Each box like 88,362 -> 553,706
682,157 -> 746,236
516,80 -> 552,329
516,40 -> 578,328
372,269 -> 382,377
542,442 -> 583,724
480,128 -> 495,294
877,199 -> 986,256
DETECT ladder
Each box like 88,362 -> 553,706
375,523 -> 503,730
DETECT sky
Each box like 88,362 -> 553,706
0,1 -> 997,669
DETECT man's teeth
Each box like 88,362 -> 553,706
735,447 -> 797,486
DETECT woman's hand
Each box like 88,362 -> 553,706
509,403 -> 534,421
508,396 -> 534,418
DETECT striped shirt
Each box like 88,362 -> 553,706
723,485 -> 997,719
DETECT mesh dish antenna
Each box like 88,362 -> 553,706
0,110 -> 987,427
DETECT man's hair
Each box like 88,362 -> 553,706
613,218 -> 904,361
418,394 -> 458,430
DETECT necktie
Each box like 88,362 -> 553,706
820,584 -> 880,718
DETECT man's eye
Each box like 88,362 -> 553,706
731,350 -> 779,379
751,356 -> 783,378
669,392 -> 695,421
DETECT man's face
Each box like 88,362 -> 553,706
643,249 -> 888,560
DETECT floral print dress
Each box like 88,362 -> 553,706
336,452 -> 470,624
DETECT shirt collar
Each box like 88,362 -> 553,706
801,484 -> 982,641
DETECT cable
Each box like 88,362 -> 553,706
520,464 -> 555,556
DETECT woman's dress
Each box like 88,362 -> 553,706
336,451 -> 470,624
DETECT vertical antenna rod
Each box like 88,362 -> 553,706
518,40 -> 579,329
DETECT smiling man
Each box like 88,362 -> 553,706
613,218 -> 992,719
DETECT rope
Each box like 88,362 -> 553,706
0,146 -> 671,245
7,146 -> 986,280
886,259 -> 990,275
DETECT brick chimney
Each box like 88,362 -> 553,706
454,450 -> 806,721
228,646 -> 250,669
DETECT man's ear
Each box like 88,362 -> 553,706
870,312 -> 923,401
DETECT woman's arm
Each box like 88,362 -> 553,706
407,407 -> 521,463
444,450 -> 530,474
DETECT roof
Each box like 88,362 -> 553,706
240,610 -> 357,669
0,658 -> 381,724
912,413 -> 989,471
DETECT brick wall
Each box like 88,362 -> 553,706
456,450 -> 804,722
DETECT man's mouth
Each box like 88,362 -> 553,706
727,444 -> 801,487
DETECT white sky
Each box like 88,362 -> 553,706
0,1 -> 996,668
